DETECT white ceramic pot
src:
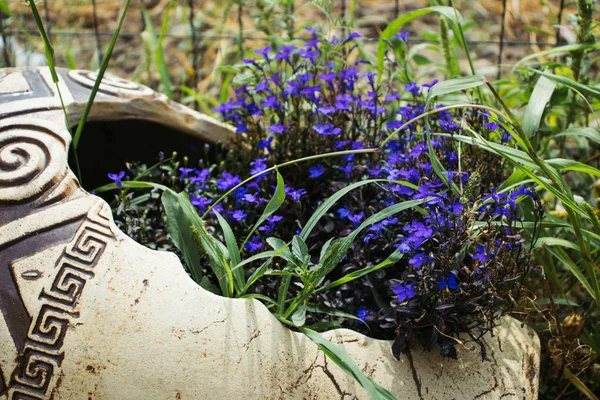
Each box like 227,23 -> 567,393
0,68 -> 539,400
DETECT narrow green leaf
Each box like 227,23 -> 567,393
316,249 -> 404,294
306,304 -> 366,323
554,127 -> 600,145
425,75 -> 486,109
301,328 -> 399,400
243,170 -> 286,246
534,237 -> 581,251
547,247 -> 597,302
0,1 -> 11,16
515,43 -> 600,67
525,68 -> 600,100
214,210 -> 244,293
156,0 -> 174,98
73,0 -> 132,149
300,179 -> 416,241
522,76 -> 555,138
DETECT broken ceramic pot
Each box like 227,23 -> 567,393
0,68 -> 540,399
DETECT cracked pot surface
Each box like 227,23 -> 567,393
0,68 -> 540,400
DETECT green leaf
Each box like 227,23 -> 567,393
522,76 -> 555,138
547,158 -> 600,177
0,1 -> 11,16
214,210 -> 244,293
554,127 -> 600,145
243,170 -> 286,247
377,6 -> 462,82
73,0 -> 132,149
316,249 -> 404,294
525,68 -> 600,100
425,75 -> 486,109
156,0 -> 174,98
292,235 -> 309,265
291,305 -> 307,327
515,43 -> 600,67
160,189 -> 206,285
547,247 -> 597,302
300,328 -> 399,400
300,179 -> 416,241
534,237 -> 581,251
306,304 -> 365,323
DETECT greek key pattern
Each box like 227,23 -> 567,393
7,203 -> 113,400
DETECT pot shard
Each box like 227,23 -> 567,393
0,68 -> 540,400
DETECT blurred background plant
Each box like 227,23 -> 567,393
5,0 -> 600,398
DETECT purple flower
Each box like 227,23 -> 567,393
337,206 -> 350,219
285,185 -> 307,202
191,195 -> 212,212
357,307 -> 370,324
422,79 -> 439,89
438,273 -> 458,291
245,236 -> 264,252
257,137 -> 274,150
409,252 -> 433,268
343,31 -> 362,44
485,122 -> 499,131
262,96 -> 280,109
107,171 -> 125,188
178,167 -> 194,180
269,123 -> 288,134
309,164 -> 325,179
217,172 -> 242,191
405,82 -> 420,97
250,157 -> 268,176
236,123 -> 249,133
313,123 -> 341,136
392,31 -> 410,42
254,46 -> 272,62
348,211 -> 364,226
231,210 -> 247,222
393,283 -> 415,303
473,245 -> 494,263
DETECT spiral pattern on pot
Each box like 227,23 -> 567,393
0,118 -> 69,203
68,69 -> 154,97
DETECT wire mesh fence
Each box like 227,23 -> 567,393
0,0 -> 574,97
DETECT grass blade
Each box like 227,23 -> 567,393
522,76 -> 556,138
214,210 -> 244,293
72,0 -> 132,149
301,328 -> 399,400
243,170 -> 286,247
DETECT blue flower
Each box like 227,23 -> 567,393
343,31 -> 362,44
178,167 -> 194,180
392,31 -> 410,42
473,245 -> 494,263
309,164 -> 325,178
231,210 -> 247,222
348,211 -> 364,226
191,195 -> 212,212
250,157 -> 268,176
438,273 -> 458,291
357,307 -> 370,324
271,121 -> 293,135
405,82 -> 420,97
285,185 -> 307,202
254,46 -> 272,62
257,137 -> 274,150
409,252 -> 433,268
245,236 -> 264,252
313,123 -> 341,136
485,122 -> 499,131
107,171 -> 126,188
216,172 -> 242,191
337,206 -> 350,219
393,283 -> 415,303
